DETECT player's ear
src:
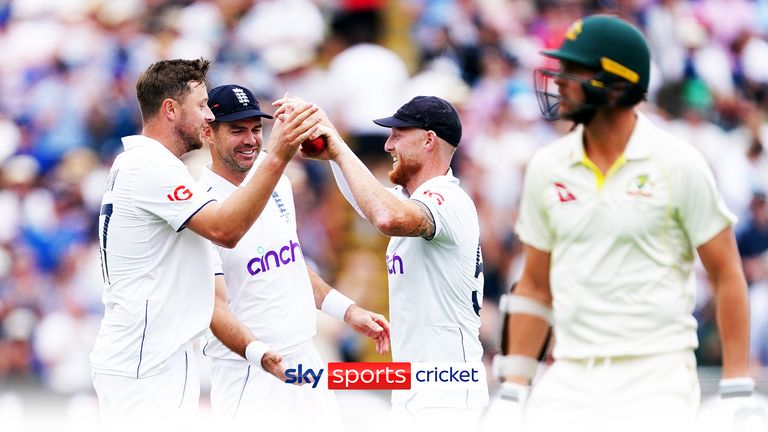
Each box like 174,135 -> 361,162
202,123 -> 214,143
424,130 -> 438,150
161,98 -> 177,121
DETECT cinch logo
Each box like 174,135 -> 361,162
246,239 -> 301,275
167,185 -> 193,202
386,253 -> 403,274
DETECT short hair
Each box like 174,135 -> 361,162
136,58 -> 211,121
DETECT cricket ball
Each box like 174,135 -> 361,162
301,136 -> 327,156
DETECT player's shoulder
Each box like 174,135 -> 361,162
276,173 -> 293,192
418,171 -> 472,202
415,173 -> 479,220
527,128 -> 579,174
124,145 -> 184,175
641,115 -> 709,169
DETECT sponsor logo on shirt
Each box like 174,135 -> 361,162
386,252 -> 403,275
422,190 -> 444,205
246,239 -> 301,275
554,182 -> 577,203
167,185 -> 193,202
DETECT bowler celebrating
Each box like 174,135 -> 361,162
90,59 -> 321,430
200,84 -> 390,429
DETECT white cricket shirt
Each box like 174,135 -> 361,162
387,170 -> 488,408
199,157 -> 316,360
516,113 -> 736,359
90,135 -> 216,378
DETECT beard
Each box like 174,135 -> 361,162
388,155 -> 420,187
175,117 -> 205,153
217,146 -> 254,174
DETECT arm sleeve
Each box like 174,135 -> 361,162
211,243 -> 223,275
329,160 -> 401,220
411,185 -> 463,245
330,160 -> 366,219
132,159 -> 215,231
676,150 -> 737,247
515,155 -> 554,252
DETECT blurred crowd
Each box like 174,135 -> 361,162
1,0 -> 768,404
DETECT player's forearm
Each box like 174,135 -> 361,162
503,313 -> 551,384
501,260 -> 553,384
213,154 -> 288,247
209,303 -> 255,359
713,272 -> 751,378
307,266 -> 332,309
333,146 -> 411,233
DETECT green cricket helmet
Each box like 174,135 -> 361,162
534,15 -> 651,124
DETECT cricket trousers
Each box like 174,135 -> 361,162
524,350 -> 700,432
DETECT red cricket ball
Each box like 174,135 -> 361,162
301,136 -> 327,155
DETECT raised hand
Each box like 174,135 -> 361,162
343,304 -> 391,354
265,100 -> 321,163
272,96 -> 348,160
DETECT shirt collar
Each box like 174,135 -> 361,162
566,112 -> 652,165
439,168 -> 459,184
200,164 -> 239,195
121,135 -> 188,164
400,168 -> 459,198
623,112 -> 653,160
121,135 -> 173,154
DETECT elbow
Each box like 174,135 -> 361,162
217,236 -> 240,249
371,212 -> 401,235
210,227 -> 242,249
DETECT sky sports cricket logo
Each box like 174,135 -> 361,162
285,362 -> 486,390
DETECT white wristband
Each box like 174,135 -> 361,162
498,381 -> 529,403
245,340 -> 270,370
499,294 -> 553,324
321,289 -> 355,321
492,354 -> 539,381
719,377 -> 755,399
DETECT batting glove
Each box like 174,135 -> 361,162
718,377 -> 768,432
482,381 -> 528,431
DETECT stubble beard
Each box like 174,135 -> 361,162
176,118 -> 205,154
220,148 -> 253,174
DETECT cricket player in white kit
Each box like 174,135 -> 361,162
485,15 -> 753,432
198,85 -> 390,429
277,95 -> 489,430
90,59 -> 323,430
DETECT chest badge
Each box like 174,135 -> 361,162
554,182 -> 577,203
627,174 -> 653,197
